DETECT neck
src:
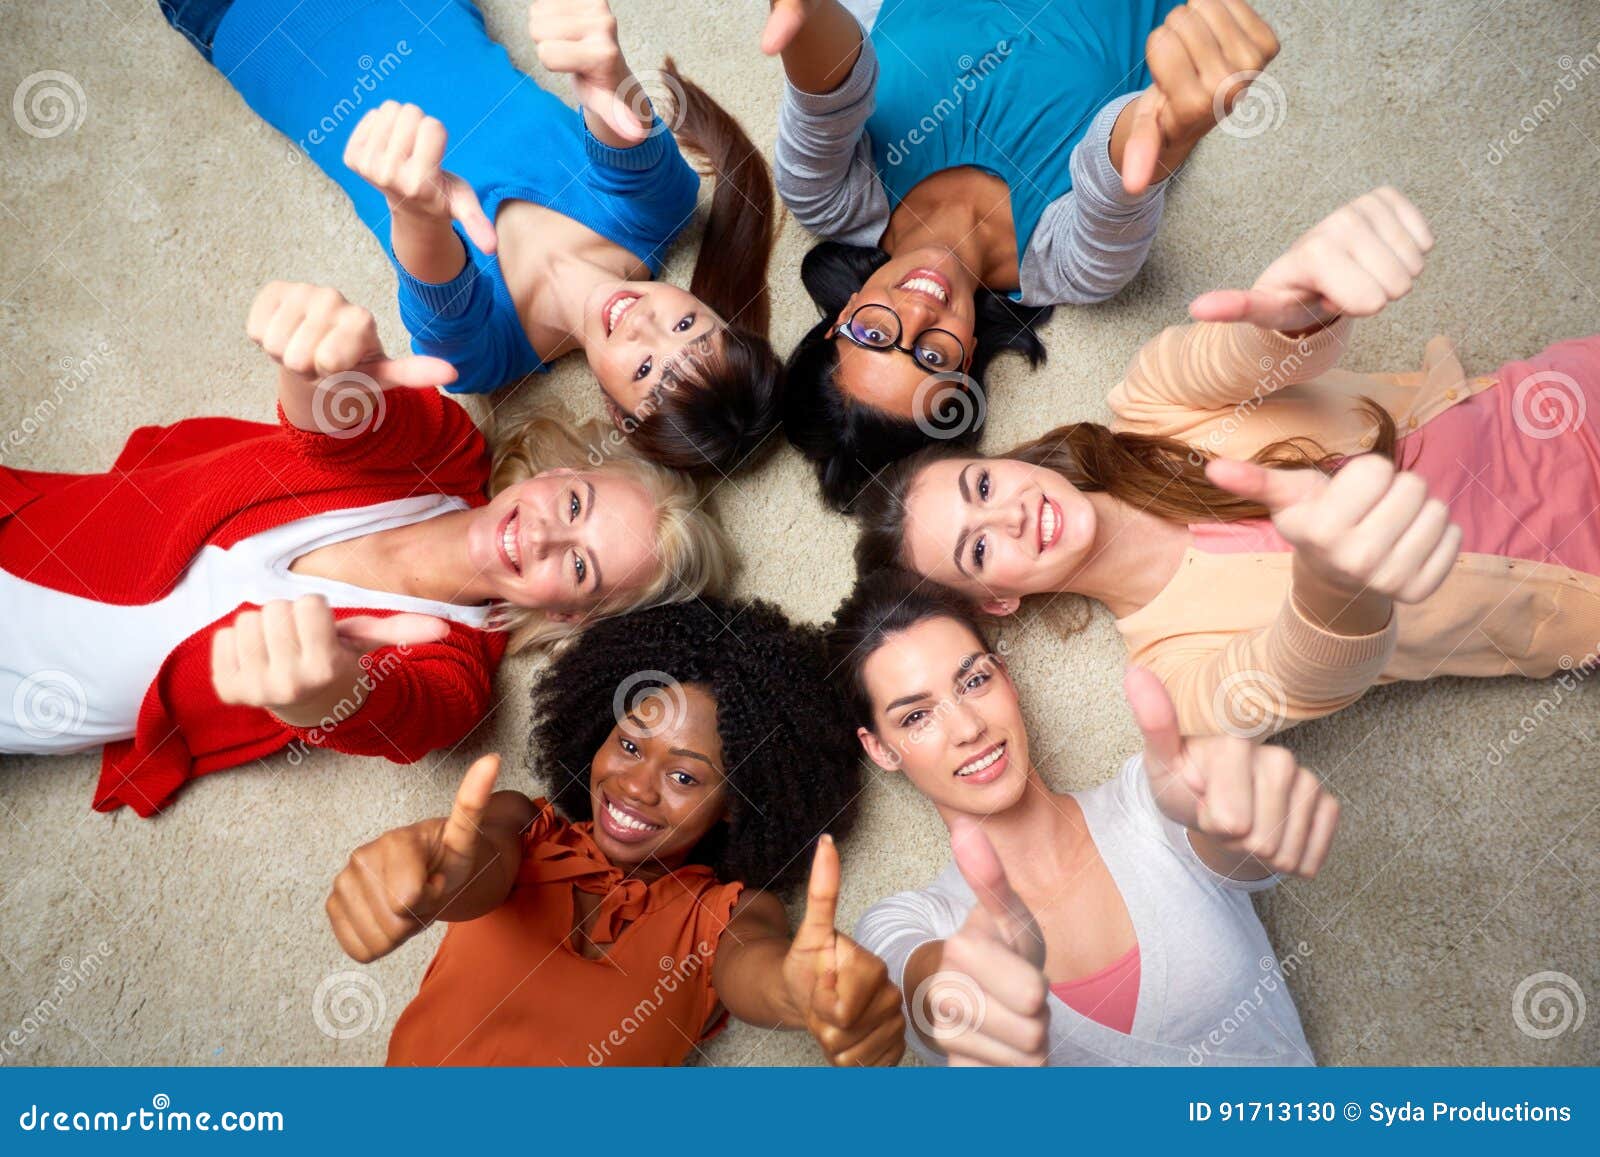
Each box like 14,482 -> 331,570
884,173 -> 1015,287
541,253 -> 619,356
367,509 -> 498,606
937,771 -> 1089,885
1061,494 -> 1192,619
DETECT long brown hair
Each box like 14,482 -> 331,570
854,402 -> 1400,576
627,58 -> 783,477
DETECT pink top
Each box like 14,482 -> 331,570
1192,335 -> 1600,576
1049,944 -> 1141,1034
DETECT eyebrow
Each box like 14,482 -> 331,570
951,652 -> 988,688
583,479 -> 602,593
950,466 -> 975,577
884,691 -> 933,714
670,747 -> 721,774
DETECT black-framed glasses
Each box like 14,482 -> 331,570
832,303 -> 967,372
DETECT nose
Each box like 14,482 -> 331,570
614,758 -> 659,805
945,699 -> 987,745
621,297 -> 654,341
523,512 -> 564,561
892,291 -> 940,331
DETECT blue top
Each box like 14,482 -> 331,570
863,0 -> 1176,264
212,0 -> 700,393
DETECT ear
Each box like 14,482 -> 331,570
833,292 -> 860,328
980,596 -> 1021,617
857,726 -> 902,774
602,394 -> 627,427
544,609 -> 582,624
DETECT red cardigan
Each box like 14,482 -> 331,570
0,387 -> 509,817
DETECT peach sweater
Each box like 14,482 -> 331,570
1105,318 -> 1600,736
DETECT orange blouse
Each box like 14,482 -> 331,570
387,799 -> 744,1067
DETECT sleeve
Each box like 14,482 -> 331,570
1114,755 -> 1283,894
1134,594 -> 1396,737
1107,316 -> 1354,440
287,619 -> 505,764
1018,93 -> 1170,306
394,244 -> 529,395
853,883 -> 966,1067
773,30 -> 891,247
693,881 -> 749,1044
578,111 -> 701,235
277,382 -> 489,490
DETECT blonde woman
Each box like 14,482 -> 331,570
0,281 -> 731,815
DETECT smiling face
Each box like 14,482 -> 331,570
831,247 -> 977,419
900,456 -> 1098,612
466,468 -> 661,618
581,280 -> 725,421
856,616 -> 1032,818
588,682 -> 728,870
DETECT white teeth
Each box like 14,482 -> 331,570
956,743 -> 1005,777
606,294 -> 638,333
606,799 -> 661,833
1041,501 -> 1058,547
899,276 -> 948,304
501,513 -> 521,570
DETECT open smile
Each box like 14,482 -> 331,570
603,290 -> 642,337
897,268 -> 951,305
597,792 -> 665,844
496,507 -> 522,576
1038,496 -> 1062,553
953,740 -> 1008,784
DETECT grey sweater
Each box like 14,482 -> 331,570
774,12 -> 1171,307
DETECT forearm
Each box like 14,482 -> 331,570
1290,554 -> 1393,637
713,934 -> 808,1029
901,939 -> 951,1057
780,0 -> 864,94
1108,96 -> 1203,186
390,204 -> 470,284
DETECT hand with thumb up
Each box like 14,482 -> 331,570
326,753 -> 529,963
780,835 -> 908,1066
1205,453 -> 1461,632
917,816 -> 1050,1067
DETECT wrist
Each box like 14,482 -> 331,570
274,666 -> 370,731
1291,556 -> 1392,635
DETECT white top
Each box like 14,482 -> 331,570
854,755 -> 1316,1067
0,495 -> 489,754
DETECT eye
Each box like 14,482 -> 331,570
972,535 -> 986,571
573,551 -> 587,585
901,709 -> 929,728
634,357 -> 653,382
977,469 -> 991,501
920,348 -> 947,368
674,313 -> 695,333
619,736 -> 639,756
568,490 -> 581,522
668,770 -> 698,787
962,670 -> 991,693
863,326 -> 887,344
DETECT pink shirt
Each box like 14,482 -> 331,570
1192,335 -> 1600,576
1050,945 -> 1141,1034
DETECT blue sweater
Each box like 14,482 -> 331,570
213,0 -> 701,393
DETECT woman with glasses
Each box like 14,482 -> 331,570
761,0 -> 1282,510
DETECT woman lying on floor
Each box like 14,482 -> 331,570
831,572 -> 1337,1065
161,0 -> 782,475
328,599 -> 906,1067
0,280 -> 728,815
853,188 -> 1600,736
764,0 -> 1282,507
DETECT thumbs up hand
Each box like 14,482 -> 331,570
1125,666 -> 1340,879
1206,454 -> 1462,607
781,836 -> 907,1066
925,816 -> 1050,1067
326,754 -> 508,963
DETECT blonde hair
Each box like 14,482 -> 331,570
486,407 -> 733,653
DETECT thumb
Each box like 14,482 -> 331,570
444,175 -> 498,255
362,355 -> 459,390
1204,457 -> 1325,514
1117,91 -> 1164,196
1123,665 -> 1186,776
335,612 -> 452,653
794,834 -> 841,955
435,753 -> 501,878
1188,287 -> 1323,330
761,0 -> 807,55
949,815 -> 1036,954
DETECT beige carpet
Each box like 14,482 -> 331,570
1,0 -> 1597,1067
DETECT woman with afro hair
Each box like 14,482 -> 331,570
325,598 -> 907,1067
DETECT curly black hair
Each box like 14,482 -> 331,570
528,597 -> 860,895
